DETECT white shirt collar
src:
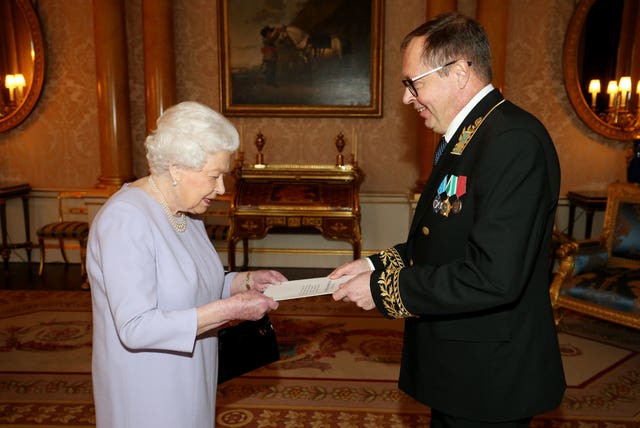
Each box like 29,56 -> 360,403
443,84 -> 495,144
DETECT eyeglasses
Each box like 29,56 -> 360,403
402,59 -> 468,97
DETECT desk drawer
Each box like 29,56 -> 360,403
323,218 -> 355,239
234,216 -> 265,236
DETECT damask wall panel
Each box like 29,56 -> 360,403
506,0 -> 626,194
0,0 -> 100,189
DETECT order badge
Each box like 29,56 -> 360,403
432,194 -> 442,213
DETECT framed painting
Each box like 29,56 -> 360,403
218,0 -> 384,117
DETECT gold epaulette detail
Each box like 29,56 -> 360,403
451,99 -> 506,156
376,247 -> 413,318
451,117 -> 482,155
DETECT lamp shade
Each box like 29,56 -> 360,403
4,74 -> 16,89
14,73 -> 25,88
619,76 -> 632,92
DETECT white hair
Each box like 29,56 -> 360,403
145,101 -> 239,174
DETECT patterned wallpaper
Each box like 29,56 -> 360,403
505,0 -> 626,193
0,0 -> 628,194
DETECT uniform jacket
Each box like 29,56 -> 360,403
369,89 -> 566,422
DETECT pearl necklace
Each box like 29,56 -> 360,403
148,175 -> 187,233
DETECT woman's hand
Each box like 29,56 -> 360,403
198,269 -> 289,334
231,270 -> 287,295
197,289 -> 278,335
247,269 -> 288,293
229,289 -> 279,321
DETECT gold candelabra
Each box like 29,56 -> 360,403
588,77 -> 640,130
255,132 -> 266,166
335,132 -> 346,166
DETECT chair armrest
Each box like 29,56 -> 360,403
550,239 -> 608,304
564,239 -> 609,275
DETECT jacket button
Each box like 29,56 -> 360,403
422,226 -> 430,236
409,259 -> 414,266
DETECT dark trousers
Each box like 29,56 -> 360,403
431,409 -> 532,428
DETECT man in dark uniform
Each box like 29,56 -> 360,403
331,12 -> 566,428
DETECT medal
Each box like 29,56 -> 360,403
452,198 -> 462,214
434,175 -> 467,217
439,197 -> 451,217
433,194 -> 441,213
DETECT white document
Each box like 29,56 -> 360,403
264,275 -> 354,301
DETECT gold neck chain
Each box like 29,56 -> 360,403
148,175 -> 187,233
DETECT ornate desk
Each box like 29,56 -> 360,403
0,182 -> 32,269
228,164 -> 363,271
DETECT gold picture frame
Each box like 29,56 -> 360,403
218,0 -> 384,117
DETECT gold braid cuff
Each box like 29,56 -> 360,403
376,247 -> 413,319
378,247 -> 403,269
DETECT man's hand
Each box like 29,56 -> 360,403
332,270 -> 376,310
328,258 -> 372,279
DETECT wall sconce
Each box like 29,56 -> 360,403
14,73 -> 26,100
5,74 -> 16,102
588,76 -> 640,130
605,80 -> 618,108
588,79 -> 600,108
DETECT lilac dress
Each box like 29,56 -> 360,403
87,184 -> 232,428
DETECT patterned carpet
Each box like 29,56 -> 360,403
0,290 -> 639,427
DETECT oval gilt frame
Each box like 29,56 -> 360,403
563,0 -> 640,141
0,0 -> 45,133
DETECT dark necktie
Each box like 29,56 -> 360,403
433,136 -> 447,166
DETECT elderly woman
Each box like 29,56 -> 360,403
87,101 -> 286,427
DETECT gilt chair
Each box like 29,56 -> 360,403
550,182 -> 640,329
36,191 -> 89,286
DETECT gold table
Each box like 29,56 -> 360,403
228,164 -> 363,271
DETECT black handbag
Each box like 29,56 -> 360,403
217,314 -> 280,384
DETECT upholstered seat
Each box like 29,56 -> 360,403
550,182 -> 640,329
36,191 -> 89,287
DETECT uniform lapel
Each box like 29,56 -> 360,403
408,89 -> 505,237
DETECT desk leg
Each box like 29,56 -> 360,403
227,239 -> 236,272
353,241 -> 361,260
567,204 -> 576,238
353,223 -> 362,260
0,200 -> 7,269
21,195 -> 32,262
242,238 -> 249,270
585,210 -> 595,239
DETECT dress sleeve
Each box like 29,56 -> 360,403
90,199 -> 198,353
222,272 -> 237,298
